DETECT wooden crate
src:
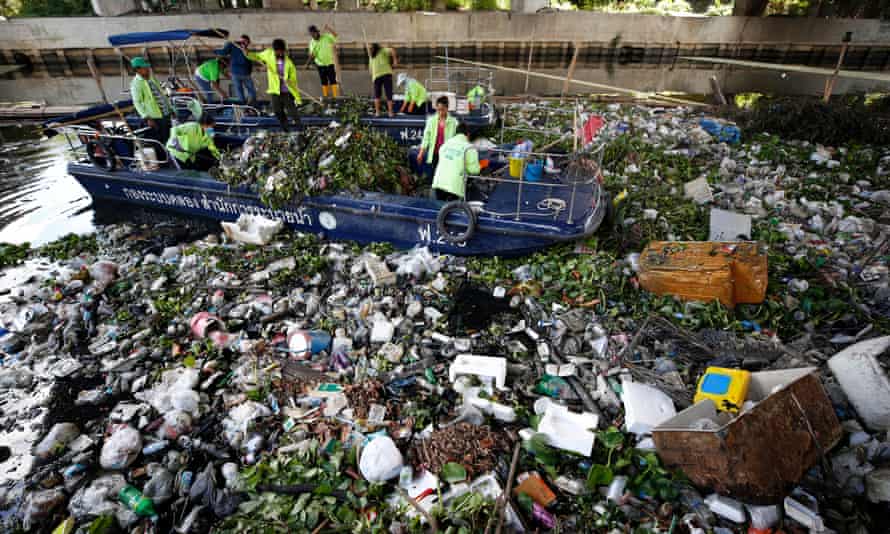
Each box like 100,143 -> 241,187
653,368 -> 842,502
638,241 -> 768,308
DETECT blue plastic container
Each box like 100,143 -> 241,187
525,161 -> 543,182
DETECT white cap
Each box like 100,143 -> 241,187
396,72 -> 408,87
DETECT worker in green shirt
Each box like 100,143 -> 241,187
396,73 -> 429,115
369,43 -> 399,118
166,114 -> 220,172
194,57 -> 229,103
306,24 -> 339,99
467,84 -> 487,110
129,56 -> 172,148
416,95 -> 458,179
247,39 -> 302,132
432,123 -> 480,202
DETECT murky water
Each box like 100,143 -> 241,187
0,125 -> 94,246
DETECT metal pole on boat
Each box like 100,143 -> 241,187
524,29 -> 536,95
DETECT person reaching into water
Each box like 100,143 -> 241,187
369,43 -> 398,118
166,114 -> 220,172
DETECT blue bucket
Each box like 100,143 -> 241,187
525,161 -> 543,182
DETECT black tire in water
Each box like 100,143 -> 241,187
436,201 -> 477,244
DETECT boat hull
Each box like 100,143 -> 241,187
69,163 -> 601,257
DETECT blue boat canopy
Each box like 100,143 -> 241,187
108,29 -> 229,47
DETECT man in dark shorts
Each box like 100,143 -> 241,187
307,25 -> 339,99
369,43 -> 398,117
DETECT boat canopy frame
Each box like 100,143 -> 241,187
107,28 -> 230,103
61,124 -> 181,171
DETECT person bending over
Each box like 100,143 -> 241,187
167,114 -> 220,172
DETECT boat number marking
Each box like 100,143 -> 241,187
399,128 -> 423,142
418,224 -> 467,248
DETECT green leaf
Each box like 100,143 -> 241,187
598,427 -> 624,450
87,515 -> 115,534
586,464 -> 614,489
441,462 -> 468,484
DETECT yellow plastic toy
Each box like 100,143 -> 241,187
694,367 -> 751,413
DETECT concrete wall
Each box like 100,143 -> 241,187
3,12 -> 890,50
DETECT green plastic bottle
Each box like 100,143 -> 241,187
118,485 -> 158,519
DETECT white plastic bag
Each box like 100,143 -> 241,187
359,436 -> 403,482
100,426 -> 142,470
221,214 -> 283,246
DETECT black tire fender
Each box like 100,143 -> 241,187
436,200 -> 477,244
86,139 -> 117,172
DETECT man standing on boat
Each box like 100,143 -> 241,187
416,95 -> 457,180
130,56 -> 172,147
306,25 -> 339,100
166,114 -> 220,172
432,124 -> 480,202
248,39 -> 302,132
194,57 -> 229,103
397,73 -> 429,115
217,35 -> 256,105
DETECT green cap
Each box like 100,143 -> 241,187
130,56 -> 151,69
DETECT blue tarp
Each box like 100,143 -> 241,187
108,29 -> 228,47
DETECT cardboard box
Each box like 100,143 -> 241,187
638,241 -> 768,308
653,368 -> 842,502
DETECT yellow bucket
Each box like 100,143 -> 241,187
509,157 -> 525,178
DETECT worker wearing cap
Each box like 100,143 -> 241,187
416,95 -> 457,179
306,24 -> 339,99
194,57 -> 229,103
432,123 -> 480,202
397,73 -> 428,115
166,114 -> 220,172
130,56 -> 172,147
247,39 -> 302,132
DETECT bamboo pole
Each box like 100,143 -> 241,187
823,34 -> 852,103
682,54 -> 890,83
436,56 -> 708,107
561,42 -> 581,103
524,29 -> 536,94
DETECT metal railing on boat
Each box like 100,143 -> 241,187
171,95 -> 263,131
61,125 -> 180,171
461,143 -> 605,226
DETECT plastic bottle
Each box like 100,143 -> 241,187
118,485 -> 158,519
678,486 -> 716,526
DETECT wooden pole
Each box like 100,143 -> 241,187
524,29 -> 536,94
87,51 -> 141,153
561,42 -> 581,103
86,51 -> 109,104
436,56 -> 708,107
709,75 -> 727,106
823,34 -> 852,103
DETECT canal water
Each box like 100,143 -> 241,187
0,125 -> 95,246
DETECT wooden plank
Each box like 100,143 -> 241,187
0,65 -> 25,76
683,55 -> 890,83
435,56 -> 708,107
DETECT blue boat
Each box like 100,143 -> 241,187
62,127 -> 609,257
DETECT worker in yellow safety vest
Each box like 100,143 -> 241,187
166,114 -> 220,172
416,95 -> 458,179
130,56 -> 172,147
247,39 -> 302,131
397,73 -> 429,115
432,123 -> 480,202
306,24 -> 339,99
